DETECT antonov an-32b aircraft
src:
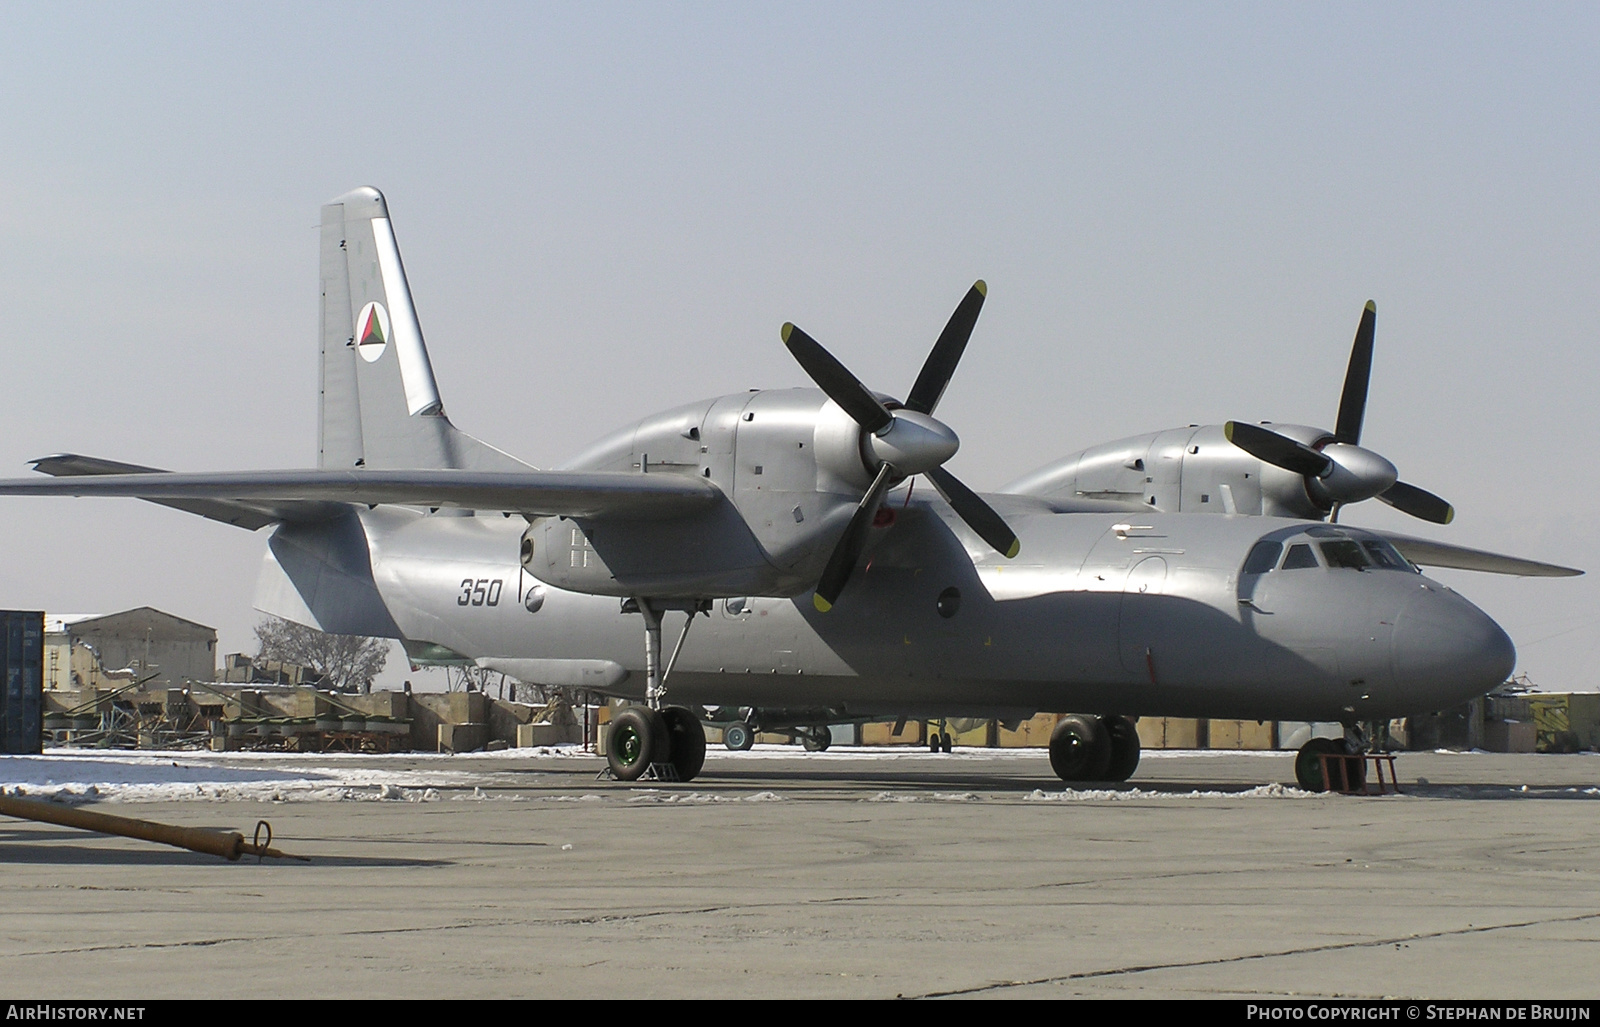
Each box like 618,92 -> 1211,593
1,188 -> 1578,791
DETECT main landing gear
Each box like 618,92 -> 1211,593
605,598 -> 710,783
606,705 -> 707,782
1049,714 -> 1141,783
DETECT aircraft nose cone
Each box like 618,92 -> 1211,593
1391,585 -> 1515,708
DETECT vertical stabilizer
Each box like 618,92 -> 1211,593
319,187 -> 531,472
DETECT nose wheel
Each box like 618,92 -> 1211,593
1294,737 -> 1367,793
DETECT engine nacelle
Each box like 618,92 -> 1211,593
523,388 -> 873,598
1003,422 -> 1338,520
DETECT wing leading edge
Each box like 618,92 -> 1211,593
1377,530 -> 1582,578
6,457 -> 723,524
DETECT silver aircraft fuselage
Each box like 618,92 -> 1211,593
329,499 -> 1513,725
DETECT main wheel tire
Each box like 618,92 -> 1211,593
723,722 -> 754,751
1104,716 -> 1141,782
607,707 -> 667,782
1294,737 -> 1344,792
1049,715 -> 1112,782
801,728 -> 831,752
940,732 -> 953,753
660,706 -> 706,782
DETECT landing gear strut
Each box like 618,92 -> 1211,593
605,598 -> 710,782
1049,714 -> 1140,783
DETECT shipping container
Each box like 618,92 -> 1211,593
1208,719 -> 1275,750
1136,717 -> 1203,749
1527,693 -> 1600,752
2,611 -> 45,755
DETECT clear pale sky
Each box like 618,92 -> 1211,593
2,3 -> 1595,692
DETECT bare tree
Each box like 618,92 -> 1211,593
254,617 -> 389,693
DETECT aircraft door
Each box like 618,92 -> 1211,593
1118,556 -> 1169,678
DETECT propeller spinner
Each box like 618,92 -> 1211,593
1224,301 -> 1454,525
783,281 -> 1020,612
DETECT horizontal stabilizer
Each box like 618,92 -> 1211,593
1377,531 -> 1582,578
4,465 -> 723,520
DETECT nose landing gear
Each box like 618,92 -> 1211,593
1294,736 -> 1368,793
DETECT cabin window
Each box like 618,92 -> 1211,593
1319,540 -> 1371,569
1281,543 -> 1320,570
1242,541 -> 1282,575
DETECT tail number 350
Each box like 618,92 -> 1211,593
457,578 -> 504,607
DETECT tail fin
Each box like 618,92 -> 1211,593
318,187 -> 531,471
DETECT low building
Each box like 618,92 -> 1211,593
44,608 -> 217,691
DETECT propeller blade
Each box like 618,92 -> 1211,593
1224,422 -> 1333,478
782,323 -> 893,435
1377,480 -> 1455,525
904,281 -> 986,416
813,463 -> 896,612
925,466 -> 1021,559
1334,300 -> 1376,445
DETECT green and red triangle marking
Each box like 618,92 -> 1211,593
359,308 -> 386,346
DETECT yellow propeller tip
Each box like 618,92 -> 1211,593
1005,540 -> 1021,559
1223,421 -> 1236,441
973,280 -> 987,297
813,594 -> 832,613
1443,508 -> 1455,525
1365,300 -> 1376,313
781,322 -> 794,342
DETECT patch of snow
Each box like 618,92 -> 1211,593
1024,783 -> 1324,801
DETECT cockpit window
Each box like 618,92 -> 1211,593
1320,540 -> 1370,569
1242,541 -> 1282,575
1281,543 -> 1319,569
1361,539 -> 1413,571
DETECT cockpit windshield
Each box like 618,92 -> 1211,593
1242,531 -> 1417,576
1242,540 -> 1282,575
1361,538 -> 1415,571
1319,540 -> 1369,569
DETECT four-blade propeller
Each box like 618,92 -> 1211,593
1223,301 -> 1454,525
783,281 -> 1020,611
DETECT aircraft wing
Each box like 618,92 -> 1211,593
28,454 -> 345,529
2,459 -> 724,523
1375,530 -> 1582,578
